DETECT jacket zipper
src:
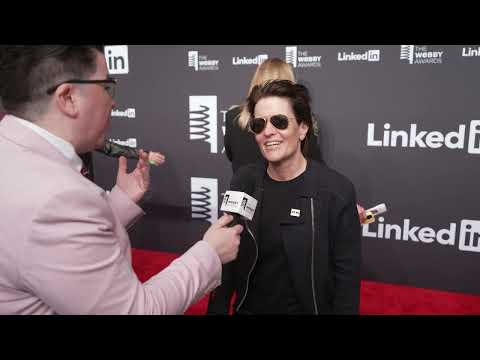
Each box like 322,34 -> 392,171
236,220 -> 258,313
310,197 -> 319,314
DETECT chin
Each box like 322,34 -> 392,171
261,148 -> 282,162
263,154 -> 284,165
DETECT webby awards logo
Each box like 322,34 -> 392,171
191,177 -> 218,224
188,96 -> 218,154
188,51 -> 219,71
400,45 -> 444,65
285,46 -> 322,68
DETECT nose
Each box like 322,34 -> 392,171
263,119 -> 277,136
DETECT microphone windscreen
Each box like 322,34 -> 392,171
220,190 -> 257,221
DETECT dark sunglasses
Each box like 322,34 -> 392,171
46,78 -> 117,98
249,114 -> 292,134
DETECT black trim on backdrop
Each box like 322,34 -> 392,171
1,10 -> 478,45
0,315 -> 478,348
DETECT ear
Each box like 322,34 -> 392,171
299,122 -> 309,141
54,84 -> 79,118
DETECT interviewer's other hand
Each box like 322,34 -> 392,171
116,150 -> 151,203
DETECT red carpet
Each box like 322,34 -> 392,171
131,248 -> 210,315
131,248 -> 480,315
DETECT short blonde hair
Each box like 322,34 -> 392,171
236,58 -> 295,129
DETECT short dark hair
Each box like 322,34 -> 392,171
247,79 -> 314,156
0,45 -> 104,114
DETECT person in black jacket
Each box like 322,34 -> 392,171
208,80 -> 361,314
224,58 -> 366,222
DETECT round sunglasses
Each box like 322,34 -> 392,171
249,114 -> 293,134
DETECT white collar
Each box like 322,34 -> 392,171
10,115 -> 84,172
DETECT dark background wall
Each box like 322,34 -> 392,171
70,45 -> 480,296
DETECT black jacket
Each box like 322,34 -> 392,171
207,160 -> 361,314
224,106 -> 324,173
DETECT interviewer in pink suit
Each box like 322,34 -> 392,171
0,45 -> 243,315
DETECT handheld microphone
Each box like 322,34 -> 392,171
362,203 -> 387,225
220,190 -> 258,226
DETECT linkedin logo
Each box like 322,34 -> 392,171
105,45 -> 129,74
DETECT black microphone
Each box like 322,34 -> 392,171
220,190 -> 258,226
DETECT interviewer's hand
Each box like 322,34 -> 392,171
202,214 -> 243,264
116,150 -> 151,203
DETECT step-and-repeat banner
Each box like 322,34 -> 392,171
92,45 -> 480,296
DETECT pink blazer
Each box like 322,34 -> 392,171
0,115 -> 221,314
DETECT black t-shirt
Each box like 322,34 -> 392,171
242,168 -> 307,314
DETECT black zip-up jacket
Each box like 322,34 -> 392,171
207,160 -> 361,314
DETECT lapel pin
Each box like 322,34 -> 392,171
290,208 -> 301,217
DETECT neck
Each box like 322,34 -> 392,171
267,152 -> 307,181
36,118 -> 77,147
26,108 -> 88,153
15,107 -> 84,153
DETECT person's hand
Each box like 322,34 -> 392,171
148,151 -> 165,166
202,214 -> 243,264
116,149 -> 151,203
357,204 -> 366,224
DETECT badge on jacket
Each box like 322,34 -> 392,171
290,208 -> 301,217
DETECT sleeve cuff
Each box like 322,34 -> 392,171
182,240 -> 222,288
108,185 -> 146,229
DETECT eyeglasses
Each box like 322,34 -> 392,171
249,114 -> 292,134
46,77 -> 117,98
